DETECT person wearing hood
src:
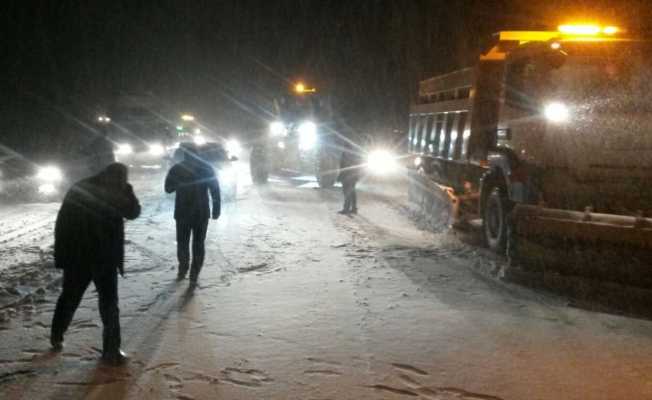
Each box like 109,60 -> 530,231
165,143 -> 220,286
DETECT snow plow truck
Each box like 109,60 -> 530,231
408,24 -> 652,312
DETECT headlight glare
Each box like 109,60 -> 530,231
115,143 -> 133,156
269,121 -> 287,137
36,166 -> 63,182
367,149 -> 399,175
544,101 -> 570,123
226,139 -> 242,157
38,183 -> 57,195
194,136 -> 207,146
148,143 -> 165,156
298,121 -> 317,150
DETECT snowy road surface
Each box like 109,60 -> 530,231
2,170 -> 652,400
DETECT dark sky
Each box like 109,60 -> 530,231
2,0 -> 650,152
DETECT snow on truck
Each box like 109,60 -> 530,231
408,24 -> 652,289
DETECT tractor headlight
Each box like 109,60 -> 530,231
269,121 -> 287,137
148,143 -> 165,156
298,121 -> 317,151
115,143 -> 133,156
544,101 -> 570,123
36,166 -> 63,182
367,149 -> 399,175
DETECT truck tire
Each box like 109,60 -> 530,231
483,186 -> 513,254
250,145 -> 269,185
316,151 -> 338,188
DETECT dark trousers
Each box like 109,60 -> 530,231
176,218 -> 209,278
51,266 -> 120,355
342,180 -> 358,212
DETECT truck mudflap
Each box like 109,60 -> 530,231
513,205 -> 652,248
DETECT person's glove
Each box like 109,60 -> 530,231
212,209 -> 220,220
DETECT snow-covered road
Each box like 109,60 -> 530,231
2,170 -> 652,400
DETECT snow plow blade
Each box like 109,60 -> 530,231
513,205 -> 652,248
509,205 -> 652,316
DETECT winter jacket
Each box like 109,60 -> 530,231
338,152 -> 362,184
165,160 -> 221,221
54,170 -> 140,276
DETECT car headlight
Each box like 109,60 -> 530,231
226,139 -> 242,158
36,166 -> 63,182
166,142 -> 181,151
269,121 -> 287,137
148,143 -> 165,156
115,143 -> 133,156
367,149 -> 399,175
544,101 -> 570,123
38,183 -> 57,195
277,141 -> 286,150
298,121 -> 317,151
194,135 -> 207,146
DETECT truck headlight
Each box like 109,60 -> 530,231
36,166 -> 63,182
226,139 -> 242,158
148,143 -> 165,156
367,149 -> 399,175
298,121 -> 317,150
115,143 -> 133,156
544,101 -> 570,123
269,121 -> 287,137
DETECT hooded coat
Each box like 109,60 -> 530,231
54,164 -> 140,276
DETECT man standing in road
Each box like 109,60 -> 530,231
337,149 -> 362,214
165,144 -> 220,286
50,163 -> 140,365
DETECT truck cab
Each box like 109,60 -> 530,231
498,36 -> 652,214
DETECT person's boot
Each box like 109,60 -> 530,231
177,264 -> 189,281
189,269 -> 199,288
50,336 -> 63,352
102,349 -> 129,366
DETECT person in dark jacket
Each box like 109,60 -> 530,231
165,144 -> 220,285
337,150 -> 363,214
50,163 -> 140,365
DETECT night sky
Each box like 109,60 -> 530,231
2,0 -> 650,154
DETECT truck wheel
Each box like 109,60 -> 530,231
483,186 -> 513,254
316,152 -> 338,188
250,145 -> 269,185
